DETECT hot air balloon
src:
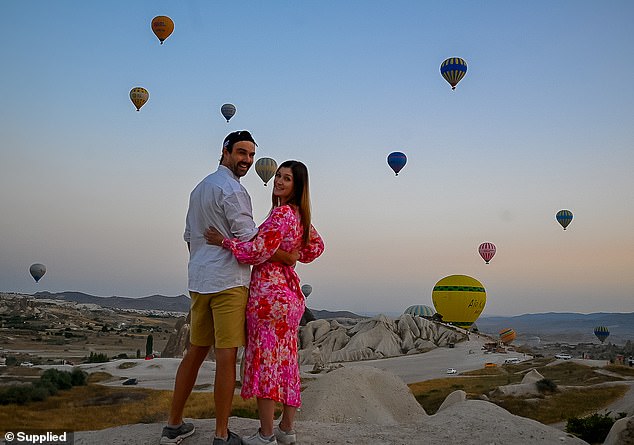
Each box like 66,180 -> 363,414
301,284 -> 312,298
594,326 -> 610,343
221,103 -> 236,122
432,275 -> 486,329
255,157 -> 277,186
478,242 -> 496,264
151,16 -> 174,44
29,263 -> 46,283
556,210 -> 573,230
130,87 -> 149,111
499,328 -> 516,345
404,304 -> 435,318
387,152 -> 407,176
440,57 -> 468,90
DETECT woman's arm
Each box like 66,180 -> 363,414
298,224 -> 325,263
205,207 -> 292,265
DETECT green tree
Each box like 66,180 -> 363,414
146,334 -> 154,358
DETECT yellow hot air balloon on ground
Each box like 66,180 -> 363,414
130,87 -> 149,111
151,16 -> 174,44
255,157 -> 277,186
432,275 -> 486,328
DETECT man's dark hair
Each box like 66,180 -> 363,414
220,130 -> 257,164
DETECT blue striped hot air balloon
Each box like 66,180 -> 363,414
594,326 -> 610,343
440,57 -> 468,90
387,152 -> 407,176
404,305 -> 435,318
556,210 -> 573,230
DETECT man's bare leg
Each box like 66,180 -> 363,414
214,347 -> 238,438
167,344 -> 210,426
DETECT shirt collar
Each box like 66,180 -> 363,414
218,165 -> 240,182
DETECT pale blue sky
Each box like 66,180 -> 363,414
1,1 -> 633,316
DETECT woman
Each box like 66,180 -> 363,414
205,160 -> 324,445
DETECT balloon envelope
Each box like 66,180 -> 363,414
151,16 -> 174,44
556,210 -> 573,230
387,152 -> 407,176
130,87 -> 149,111
29,263 -> 46,283
594,326 -> 609,343
499,328 -> 516,345
301,284 -> 312,298
478,242 -> 496,264
221,103 -> 236,122
432,275 -> 486,329
404,305 -> 435,318
440,57 -> 468,90
255,157 -> 277,186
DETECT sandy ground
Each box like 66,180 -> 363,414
63,337 -> 624,444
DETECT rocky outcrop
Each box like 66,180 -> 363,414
604,415 -> 634,445
161,314 -> 191,358
297,365 -> 427,424
490,369 -> 545,397
298,314 -> 467,365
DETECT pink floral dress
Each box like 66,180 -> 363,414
222,204 -> 324,406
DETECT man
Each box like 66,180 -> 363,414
161,130 -> 292,445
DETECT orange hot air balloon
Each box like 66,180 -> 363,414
499,328 -> 516,345
130,87 -> 149,111
151,16 -> 174,44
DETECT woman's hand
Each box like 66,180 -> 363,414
204,227 -> 224,246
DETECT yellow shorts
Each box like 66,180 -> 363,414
189,287 -> 247,348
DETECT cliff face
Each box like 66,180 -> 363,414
162,313 -> 467,364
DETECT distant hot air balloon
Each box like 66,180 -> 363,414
432,275 -> 486,329
29,263 -> 46,283
387,152 -> 407,176
301,284 -> 312,298
478,242 -> 496,264
255,157 -> 277,186
151,16 -> 174,44
499,328 -> 516,345
594,326 -> 610,343
130,87 -> 149,111
440,57 -> 468,90
556,210 -> 573,230
404,304 -> 435,318
221,103 -> 236,122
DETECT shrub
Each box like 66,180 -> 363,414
32,379 -> 58,397
536,378 -> 558,393
87,352 -> 109,363
41,369 -> 72,390
566,412 -> 625,444
0,385 -> 34,405
70,368 -> 88,386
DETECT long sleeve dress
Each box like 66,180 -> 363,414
222,204 -> 324,407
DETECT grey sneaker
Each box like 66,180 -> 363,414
160,422 -> 195,444
274,425 -> 296,444
241,430 -> 278,445
213,430 -> 242,445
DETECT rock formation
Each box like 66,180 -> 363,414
298,313 -> 467,365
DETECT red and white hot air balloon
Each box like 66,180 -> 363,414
478,242 -> 496,264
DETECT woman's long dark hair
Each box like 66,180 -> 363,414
272,160 -> 311,245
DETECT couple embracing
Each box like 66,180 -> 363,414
160,130 -> 325,445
